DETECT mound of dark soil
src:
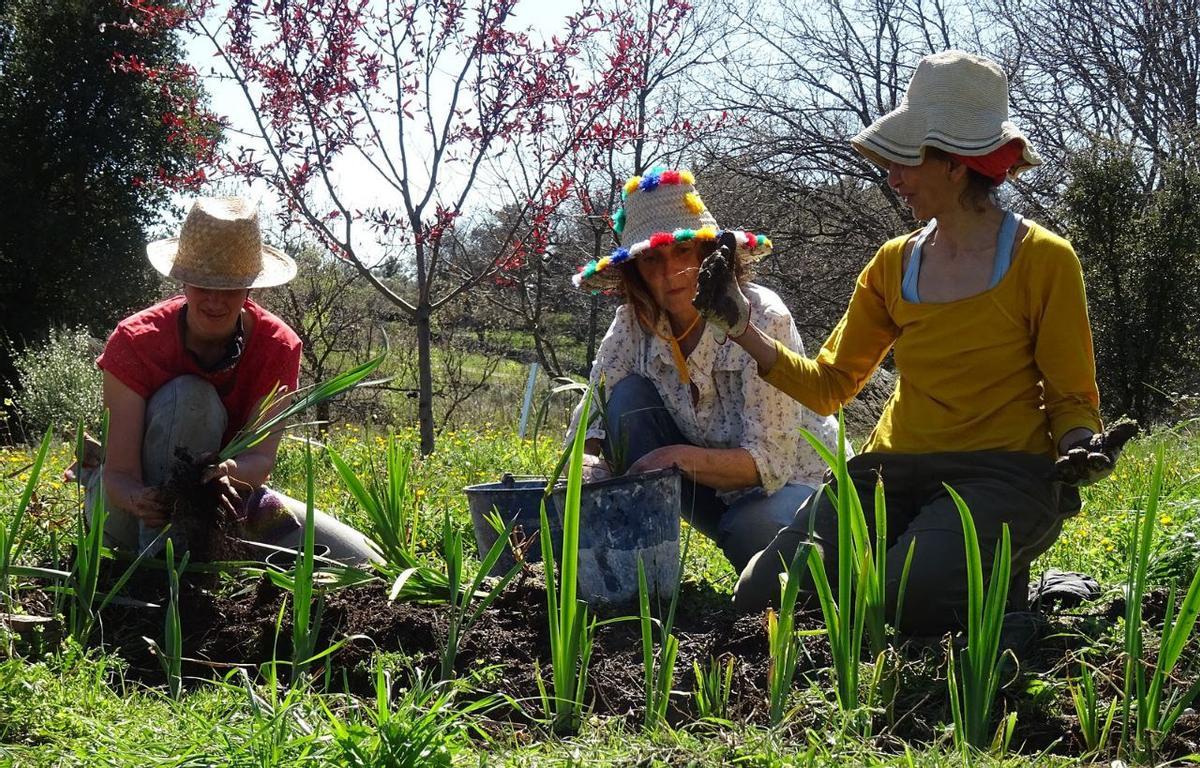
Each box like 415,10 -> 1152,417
16,562 -> 1189,759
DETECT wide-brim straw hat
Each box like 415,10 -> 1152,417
574,168 -> 772,291
147,197 -> 297,289
851,50 -> 1041,180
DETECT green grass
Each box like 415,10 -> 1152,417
1,423 -> 1199,764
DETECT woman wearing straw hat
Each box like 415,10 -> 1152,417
693,51 -> 1135,631
78,197 -> 376,564
567,168 -> 840,572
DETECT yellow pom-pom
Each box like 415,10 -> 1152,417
684,192 -> 705,215
694,227 -> 717,240
680,170 -> 695,185
623,177 -> 641,196
596,256 -> 612,270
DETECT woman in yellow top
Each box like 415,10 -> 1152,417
694,50 -> 1134,632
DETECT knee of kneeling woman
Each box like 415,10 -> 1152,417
732,547 -> 789,613
892,576 -> 963,636
151,375 -> 223,410
605,374 -> 661,414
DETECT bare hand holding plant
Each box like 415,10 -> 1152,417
127,485 -> 172,528
1053,420 -> 1139,486
198,455 -> 253,522
692,232 -> 750,343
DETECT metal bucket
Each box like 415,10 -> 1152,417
552,467 -> 681,609
464,474 -> 559,574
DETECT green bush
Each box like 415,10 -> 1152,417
1062,144 -> 1200,423
10,326 -> 102,436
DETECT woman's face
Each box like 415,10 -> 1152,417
634,239 -> 705,319
887,155 -> 964,220
183,284 -> 249,341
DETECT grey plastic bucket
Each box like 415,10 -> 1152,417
464,474 -> 559,574
551,467 -> 681,609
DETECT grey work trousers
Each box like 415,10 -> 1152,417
85,375 -> 377,565
732,450 -> 1080,634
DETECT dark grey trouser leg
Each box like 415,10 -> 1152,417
734,451 -> 1071,635
732,456 -> 892,613
888,453 -> 1067,633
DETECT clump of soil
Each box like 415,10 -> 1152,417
163,447 -> 248,562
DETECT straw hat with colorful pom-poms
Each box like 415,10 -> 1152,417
573,167 -> 773,290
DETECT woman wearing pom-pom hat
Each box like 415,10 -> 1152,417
567,168 -> 840,572
693,51 -> 1135,632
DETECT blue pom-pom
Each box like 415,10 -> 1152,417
611,248 -> 631,263
639,175 -> 660,192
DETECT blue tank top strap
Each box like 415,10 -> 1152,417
902,220 -> 936,303
989,210 -> 1022,289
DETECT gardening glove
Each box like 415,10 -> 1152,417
693,231 -> 750,344
1052,420 -> 1139,487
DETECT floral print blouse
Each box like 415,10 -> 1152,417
571,283 -> 842,498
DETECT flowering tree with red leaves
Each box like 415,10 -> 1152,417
481,0 -> 728,374
189,0 -> 636,454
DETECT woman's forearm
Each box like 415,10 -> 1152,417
102,467 -> 146,511
670,445 -> 761,492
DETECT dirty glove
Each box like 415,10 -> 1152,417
1053,421 -> 1139,487
693,232 -> 750,344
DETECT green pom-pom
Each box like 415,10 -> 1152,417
675,229 -> 695,241
613,207 -> 626,234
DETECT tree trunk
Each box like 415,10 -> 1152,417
316,398 -> 331,437
586,292 -> 599,373
415,303 -> 435,456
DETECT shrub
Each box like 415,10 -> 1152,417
9,326 -> 102,436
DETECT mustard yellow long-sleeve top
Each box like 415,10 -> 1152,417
764,222 -> 1102,457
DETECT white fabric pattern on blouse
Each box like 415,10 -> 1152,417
569,283 -> 842,498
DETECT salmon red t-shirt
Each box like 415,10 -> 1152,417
97,295 -> 302,444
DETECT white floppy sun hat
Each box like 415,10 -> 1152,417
851,50 -> 1041,179
147,197 -> 297,289
574,167 -> 772,291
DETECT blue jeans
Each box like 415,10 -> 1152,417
603,375 -> 815,571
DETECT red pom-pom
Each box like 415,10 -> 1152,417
660,170 -> 681,184
743,231 -> 755,247
649,232 -> 674,248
